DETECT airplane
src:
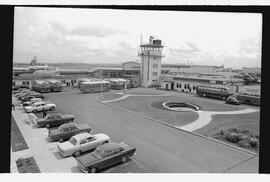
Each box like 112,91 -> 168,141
13,56 -> 93,76
13,56 -> 51,76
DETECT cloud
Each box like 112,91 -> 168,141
50,21 -> 128,38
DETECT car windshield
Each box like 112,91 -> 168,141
69,137 -> 77,145
92,148 -> 103,159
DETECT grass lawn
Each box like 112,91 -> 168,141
11,116 -> 29,152
195,112 -> 260,137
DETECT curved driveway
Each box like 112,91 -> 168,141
45,90 -> 258,173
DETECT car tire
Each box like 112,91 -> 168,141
73,150 -> 81,157
121,157 -> 127,163
59,138 -> 64,143
222,96 -> 226,100
50,107 -> 55,111
89,167 -> 97,173
46,124 -> 50,128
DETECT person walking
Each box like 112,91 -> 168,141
42,109 -> 47,118
12,102 -> 15,111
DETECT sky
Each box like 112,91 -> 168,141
13,7 -> 262,69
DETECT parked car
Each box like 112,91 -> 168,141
28,93 -> 45,99
12,85 -> 30,91
36,113 -> 75,128
13,88 -> 30,94
22,98 -> 43,107
17,91 -> 38,99
24,101 -> 56,113
75,142 -> 136,173
57,132 -> 110,157
225,96 -> 240,105
20,96 -> 40,102
48,122 -> 91,142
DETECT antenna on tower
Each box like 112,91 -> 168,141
140,35 -> 142,44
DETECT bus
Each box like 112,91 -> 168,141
79,80 -> 110,93
46,79 -> 62,92
106,78 -> 131,90
196,86 -> 231,100
31,80 -> 51,93
236,93 -> 260,106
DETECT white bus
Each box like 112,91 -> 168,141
79,80 -> 111,93
106,78 -> 131,90
46,79 -> 62,92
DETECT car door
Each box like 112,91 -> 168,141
79,138 -> 89,152
55,114 -> 63,125
102,150 -> 118,168
38,103 -> 45,111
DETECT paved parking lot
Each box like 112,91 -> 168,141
41,88 -> 259,173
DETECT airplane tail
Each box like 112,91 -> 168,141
30,56 -> 37,66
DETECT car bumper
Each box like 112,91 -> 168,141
77,161 -> 89,173
57,146 -> 69,157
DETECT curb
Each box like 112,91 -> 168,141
96,94 -> 259,157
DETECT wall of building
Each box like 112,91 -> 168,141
161,64 -> 217,74
122,62 -> 140,70
160,76 -> 241,94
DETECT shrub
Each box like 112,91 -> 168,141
249,137 -> 259,148
237,140 -> 251,148
238,133 -> 250,141
227,128 -> 239,133
225,132 -> 240,143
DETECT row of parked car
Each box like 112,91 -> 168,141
14,88 -> 136,173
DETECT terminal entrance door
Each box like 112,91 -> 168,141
171,83 -> 174,90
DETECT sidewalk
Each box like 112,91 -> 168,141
10,96 -> 81,173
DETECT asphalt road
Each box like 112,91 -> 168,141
44,89 -> 258,173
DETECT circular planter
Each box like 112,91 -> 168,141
163,101 -> 200,112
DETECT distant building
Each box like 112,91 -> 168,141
242,67 -> 261,74
91,67 -> 141,87
138,36 -> 164,87
122,61 -> 140,70
159,72 -> 245,94
161,64 -> 223,74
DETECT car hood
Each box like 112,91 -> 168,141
76,153 -> 99,167
63,115 -> 75,119
37,118 -> 46,123
57,141 -> 74,151
24,106 -> 32,110
94,133 -> 110,141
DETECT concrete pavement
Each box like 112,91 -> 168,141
46,90 -> 259,173
10,96 -> 80,173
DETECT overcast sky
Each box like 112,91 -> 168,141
13,7 -> 262,69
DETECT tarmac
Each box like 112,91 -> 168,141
10,95 -> 80,173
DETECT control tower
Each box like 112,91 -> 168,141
138,36 -> 164,87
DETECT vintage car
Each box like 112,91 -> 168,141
24,101 -> 56,113
225,96 -> 240,105
22,98 -> 43,107
19,95 -> 43,102
48,122 -> 91,142
16,91 -> 37,98
36,113 -> 75,128
57,132 -> 110,157
75,142 -> 136,173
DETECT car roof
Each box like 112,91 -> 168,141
97,142 -> 128,151
73,132 -> 92,141
33,101 -> 45,105
59,122 -> 76,129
